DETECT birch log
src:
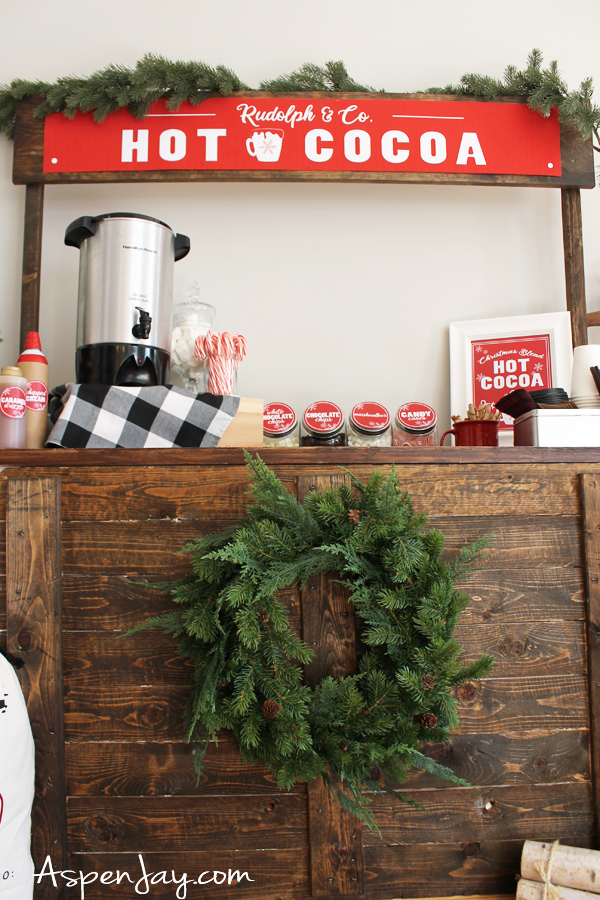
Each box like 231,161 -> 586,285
517,878 -> 599,900
521,842 -> 600,894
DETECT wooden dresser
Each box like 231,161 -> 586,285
2,446 -> 600,900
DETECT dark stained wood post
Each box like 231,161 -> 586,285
562,187 -> 588,348
6,477 -> 67,898
19,183 -> 45,351
298,474 -> 364,897
580,473 -> 600,846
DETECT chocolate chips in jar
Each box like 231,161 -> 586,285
301,400 -> 346,446
263,402 -> 300,448
393,402 -> 438,447
348,402 -> 392,447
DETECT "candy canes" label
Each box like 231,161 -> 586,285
25,381 -> 48,412
397,402 -> 436,432
0,387 -> 26,419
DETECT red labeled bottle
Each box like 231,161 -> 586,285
393,402 -> 438,447
0,367 -> 27,449
263,402 -> 299,448
16,332 -> 49,449
348,402 -> 392,447
301,401 -> 346,446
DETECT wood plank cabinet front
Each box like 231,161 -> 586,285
1,447 -> 599,900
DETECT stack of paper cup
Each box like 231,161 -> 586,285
570,344 -> 600,407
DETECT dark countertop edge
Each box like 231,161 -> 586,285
2,446 -> 600,467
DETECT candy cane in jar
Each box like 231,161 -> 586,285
195,329 -> 247,395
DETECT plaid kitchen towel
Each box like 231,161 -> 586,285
47,383 -> 240,449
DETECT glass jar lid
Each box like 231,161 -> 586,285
350,401 -> 391,435
396,402 -> 437,434
172,282 -> 216,324
264,402 -> 297,437
303,401 -> 344,436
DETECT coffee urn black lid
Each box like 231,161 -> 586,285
64,213 -> 190,260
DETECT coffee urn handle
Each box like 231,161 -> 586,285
64,216 -> 99,248
174,233 -> 191,262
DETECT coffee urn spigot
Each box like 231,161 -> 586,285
132,307 -> 152,340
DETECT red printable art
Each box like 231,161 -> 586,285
471,334 -> 552,430
43,97 -> 561,176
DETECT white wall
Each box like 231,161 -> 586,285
0,0 -> 599,429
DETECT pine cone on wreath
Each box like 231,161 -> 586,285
416,712 -> 438,729
422,673 -> 436,691
262,700 -> 281,719
348,509 -> 361,525
258,609 -> 270,624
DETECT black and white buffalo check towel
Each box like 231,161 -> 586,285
47,384 -> 240,449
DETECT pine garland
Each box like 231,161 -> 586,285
425,48 -> 600,147
130,452 -> 493,831
0,49 -> 598,149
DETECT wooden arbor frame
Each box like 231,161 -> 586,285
5,95 -> 600,900
11,93 -> 597,351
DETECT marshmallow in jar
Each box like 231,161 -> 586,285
263,402 -> 299,448
348,402 -> 392,447
170,282 -> 216,393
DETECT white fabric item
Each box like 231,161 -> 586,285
0,655 -> 34,900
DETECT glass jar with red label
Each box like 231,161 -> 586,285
393,402 -> 438,447
301,401 -> 346,446
0,366 -> 27,449
348,402 -> 392,447
263,402 -> 299,448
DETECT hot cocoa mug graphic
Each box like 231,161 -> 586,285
246,131 -> 284,162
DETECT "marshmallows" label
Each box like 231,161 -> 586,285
351,401 -> 391,434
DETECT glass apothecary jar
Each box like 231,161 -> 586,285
170,282 -> 216,393
263,402 -> 300,448
393,401 -> 438,446
301,400 -> 346,446
348,401 -> 392,447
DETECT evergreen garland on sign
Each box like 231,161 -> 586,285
131,453 -> 493,830
260,60 -> 375,94
425,48 -> 600,147
0,49 -> 598,149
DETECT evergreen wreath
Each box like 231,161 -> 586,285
133,453 -> 493,830
0,49 -> 598,150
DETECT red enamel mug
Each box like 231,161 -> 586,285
440,419 -> 499,447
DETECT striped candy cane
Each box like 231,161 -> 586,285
195,329 -> 247,395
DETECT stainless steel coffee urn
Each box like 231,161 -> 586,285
65,212 -> 190,385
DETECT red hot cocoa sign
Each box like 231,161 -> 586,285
43,97 -> 561,176
471,334 -> 553,430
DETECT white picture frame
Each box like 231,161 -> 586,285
449,312 -> 573,447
